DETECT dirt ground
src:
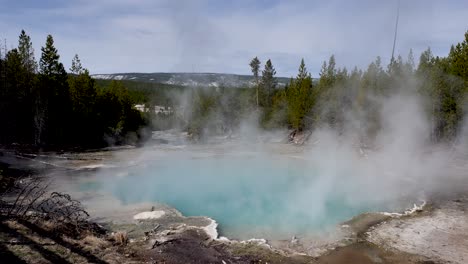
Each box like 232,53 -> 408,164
367,197 -> 468,264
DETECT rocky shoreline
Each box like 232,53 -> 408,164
89,195 -> 468,263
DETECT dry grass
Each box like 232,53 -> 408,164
81,235 -> 111,249
112,231 -> 128,246
38,219 -> 56,232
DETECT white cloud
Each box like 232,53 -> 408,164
0,0 -> 467,76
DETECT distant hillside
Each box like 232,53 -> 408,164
91,72 -> 291,88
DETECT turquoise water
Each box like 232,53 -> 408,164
82,153 -> 391,239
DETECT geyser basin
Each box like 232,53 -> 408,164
82,146 -> 403,240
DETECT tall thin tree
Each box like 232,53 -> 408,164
249,57 -> 261,107
18,30 -> 37,73
260,59 -> 277,107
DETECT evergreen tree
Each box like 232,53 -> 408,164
0,31 -> 147,147
2,49 -> 23,142
318,55 -> 337,90
18,30 -> 37,73
68,55 -> 96,116
17,30 -> 37,143
361,56 -> 387,96
417,48 -> 434,74
387,54 -> 404,77
405,48 -> 415,73
260,59 -> 277,107
287,59 -> 313,130
249,57 -> 261,107
38,34 -> 70,145
431,31 -> 468,140
5,49 -> 23,95
355,57 -> 388,137
3,46 -> 35,143
70,54 -> 84,75
327,55 -> 337,78
447,31 -> 468,83
39,35 -> 66,77
0,46 -> 4,99
297,58 -> 309,80
317,55 -> 349,129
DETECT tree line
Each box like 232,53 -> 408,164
163,31 -> 468,142
246,31 -> 468,143
1,30 -> 467,146
0,30 -> 147,149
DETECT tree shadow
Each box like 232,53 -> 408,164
17,219 -> 108,264
0,221 -> 71,264
0,242 -> 28,264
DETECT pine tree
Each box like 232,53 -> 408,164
68,54 -> 99,145
327,55 -> 337,78
318,55 -> 338,94
68,54 -> 95,114
417,48 -> 434,74
16,30 -> 37,143
260,59 -> 277,107
249,57 -> 261,107
18,30 -> 37,73
405,48 -> 415,73
38,34 -> 69,144
297,58 -> 309,80
388,54 -> 404,76
5,49 -> 23,94
3,50 -> 23,141
447,31 -> 468,82
287,59 -> 313,130
39,35 -> 66,77
70,54 -> 84,75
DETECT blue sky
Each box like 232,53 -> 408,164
0,0 -> 467,76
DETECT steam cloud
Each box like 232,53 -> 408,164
86,67 -> 468,240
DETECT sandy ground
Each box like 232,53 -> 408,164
367,197 -> 468,264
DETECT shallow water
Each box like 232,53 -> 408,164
78,143 -> 402,240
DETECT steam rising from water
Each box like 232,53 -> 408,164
80,76 -> 468,240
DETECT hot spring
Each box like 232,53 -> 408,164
78,142 -> 415,240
